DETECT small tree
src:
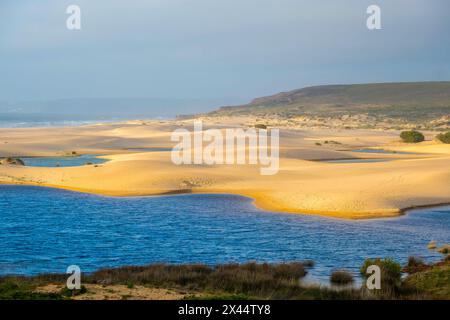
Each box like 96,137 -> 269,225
436,131 -> 450,144
400,130 -> 424,143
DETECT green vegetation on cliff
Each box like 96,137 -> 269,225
208,82 -> 450,125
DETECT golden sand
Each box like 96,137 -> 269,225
1,119 -> 449,219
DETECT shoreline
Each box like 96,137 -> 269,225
2,181 -> 450,220
0,180 -> 403,220
1,119 -> 450,220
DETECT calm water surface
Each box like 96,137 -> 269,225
0,185 -> 448,282
22,155 -> 107,167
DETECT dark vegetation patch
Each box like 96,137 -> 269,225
330,270 -> 354,285
400,130 -> 425,143
436,131 -> 450,143
1,258 -> 448,300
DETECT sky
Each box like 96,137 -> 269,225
1,0 -> 449,110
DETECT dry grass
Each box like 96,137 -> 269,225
330,271 -> 354,285
1,260 -> 448,300
0,262 -> 361,300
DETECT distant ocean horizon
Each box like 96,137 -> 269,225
0,113 -> 170,128
0,97 -> 242,128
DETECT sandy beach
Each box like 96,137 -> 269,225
1,118 -> 450,219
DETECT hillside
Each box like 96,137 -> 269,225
206,82 -> 450,129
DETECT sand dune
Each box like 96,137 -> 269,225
1,119 -> 450,219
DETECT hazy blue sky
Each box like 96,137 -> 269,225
1,0 -> 449,106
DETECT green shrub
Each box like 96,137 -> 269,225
360,258 -> 402,294
254,124 -> 267,129
403,264 -> 450,299
400,130 -> 424,143
436,131 -> 450,144
407,256 -> 425,267
0,281 -> 62,300
330,270 -> 354,285
60,285 -> 88,297
404,256 -> 427,274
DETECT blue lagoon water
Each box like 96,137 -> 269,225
22,155 -> 107,167
0,185 -> 448,282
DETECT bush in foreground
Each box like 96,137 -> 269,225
87,262 -> 308,296
403,264 -> 450,300
404,256 -> 427,274
0,262 -> 362,300
2,259 -> 449,300
0,281 -> 62,300
330,270 -> 354,285
400,130 -> 425,143
436,131 -> 450,144
60,285 -> 88,297
84,262 -> 359,299
360,258 -> 402,295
